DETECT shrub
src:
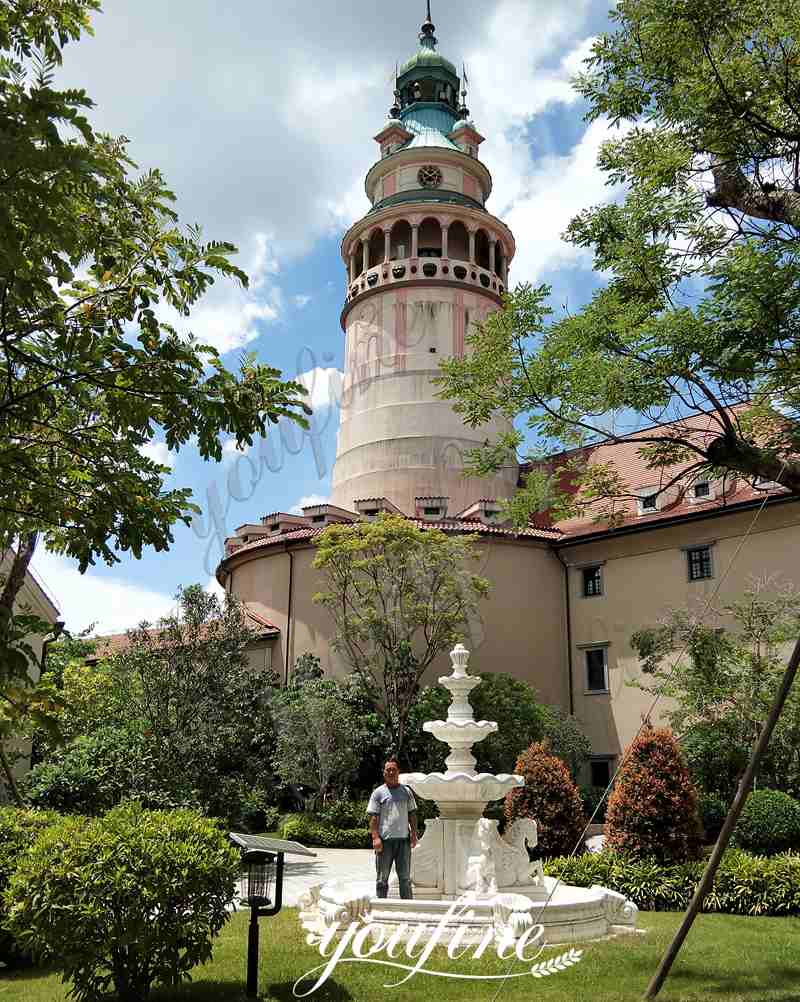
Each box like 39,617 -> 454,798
541,706 -> 592,779
606,725 -> 702,863
580,785 -> 608,825
545,849 -> 800,916
22,726 -> 189,815
4,802 -> 239,1002
732,789 -> 800,855
504,741 -> 587,857
0,807 -> 62,968
698,793 -> 729,842
279,814 -> 371,849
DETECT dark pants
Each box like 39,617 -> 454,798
375,837 -> 412,899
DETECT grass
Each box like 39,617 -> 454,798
2,908 -> 799,1002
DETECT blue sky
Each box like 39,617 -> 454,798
30,0 -> 618,633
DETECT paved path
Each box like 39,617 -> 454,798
236,848 -> 375,909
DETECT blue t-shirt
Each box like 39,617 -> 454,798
367,783 -> 417,839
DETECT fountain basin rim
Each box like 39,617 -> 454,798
422,719 -> 498,730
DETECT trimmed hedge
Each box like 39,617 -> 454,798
0,807 -> 62,967
544,849 -> 800,916
732,789 -> 800,855
280,814 -> 371,848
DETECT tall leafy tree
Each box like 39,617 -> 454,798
438,0 -> 800,525
312,514 -> 489,758
0,2 -> 307,747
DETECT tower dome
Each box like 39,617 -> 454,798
330,3 -> 518,516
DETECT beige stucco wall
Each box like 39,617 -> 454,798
559,501 -> 800,763
226,536 -> 569,709
331,285 -> 518,515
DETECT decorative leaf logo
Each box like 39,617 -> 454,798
530,948 -> 583,978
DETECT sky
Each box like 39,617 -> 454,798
30,0 -> 620,634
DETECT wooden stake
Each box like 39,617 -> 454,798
644,635 -> 800,999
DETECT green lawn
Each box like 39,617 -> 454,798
2,908 -> 799,1002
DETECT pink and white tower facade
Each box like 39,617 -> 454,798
330,6 -> 519,517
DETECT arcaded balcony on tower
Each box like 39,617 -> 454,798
330,6 -> 518,516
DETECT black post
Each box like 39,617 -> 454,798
247,905 -> 260,999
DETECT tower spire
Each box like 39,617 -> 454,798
420,0 -> 437,50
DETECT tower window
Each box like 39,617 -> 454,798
418,165 -> 443,189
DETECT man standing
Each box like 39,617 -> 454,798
367,758 -> 418,899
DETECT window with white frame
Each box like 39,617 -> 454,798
690,479 -> 714,502
637,490 -> 660,515
584,647 -> 609,692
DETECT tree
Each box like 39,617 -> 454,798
312,514 -> 489,758
605,724 -> 702,862
540,705 -> 593,780
84,586 -> 280,822
0,3 -> 307,699
437,0 -> 800,527
631,576 -> 800,800
504,741 -> 587,858
272,677 -> 365,807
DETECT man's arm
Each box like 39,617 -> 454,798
409,811 -> 418,849
368,814 -> 383,853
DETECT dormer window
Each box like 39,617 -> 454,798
689,479 -> 715,503
270,523 -> 280,533
637,490 -> 660,516
423,506 -> 441,517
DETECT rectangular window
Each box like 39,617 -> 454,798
687,546 -> 713,581
423,506 -> 441,516
693,481 -> 711,499
640,494 -> 657,511
582,566 -> 603,598
590,758 -> 613,788
585,648 -> 608,692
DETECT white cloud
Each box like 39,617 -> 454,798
297,367 -> 344,414
204,575 -> 226,601
138,441 -> 173,468
290,494 -> 330,516
293,294 -> 312,309
505,117 -> 621,283
31,550 -> 176,636
154,231 -> 282,355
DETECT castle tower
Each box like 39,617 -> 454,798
329,5 -> 519,516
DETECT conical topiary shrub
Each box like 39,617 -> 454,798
606,724 -> 702,862
504,741 -> 587,857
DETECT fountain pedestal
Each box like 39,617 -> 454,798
298,644 -> 638,945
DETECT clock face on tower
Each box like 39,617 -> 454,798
418,165 -> 443,189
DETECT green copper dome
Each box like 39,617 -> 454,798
399,47 -> 458,79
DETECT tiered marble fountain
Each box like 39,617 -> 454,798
299,645 -> 637,945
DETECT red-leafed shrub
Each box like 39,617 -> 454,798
606,724 -> 702,862
504,741 -> 587,857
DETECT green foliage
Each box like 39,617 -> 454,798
103,586 -> 280,827
272,677 -> 367,806
606,725 -> 702,862
4,802 -> 239,1002
732,789 -> 800,856
0,0 -> 307,703
631,580 -> 800,801
313,515 -> 489,758
0,806 -> 62,967
545,849 -> 800,917
22,726 -> 185,815
290,652 -> 324,686
698,793 -> 729,842
279,814 -> 371,849
541,706 -> 592,779
504,741 -> 587,857
437,0 -> 800,528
